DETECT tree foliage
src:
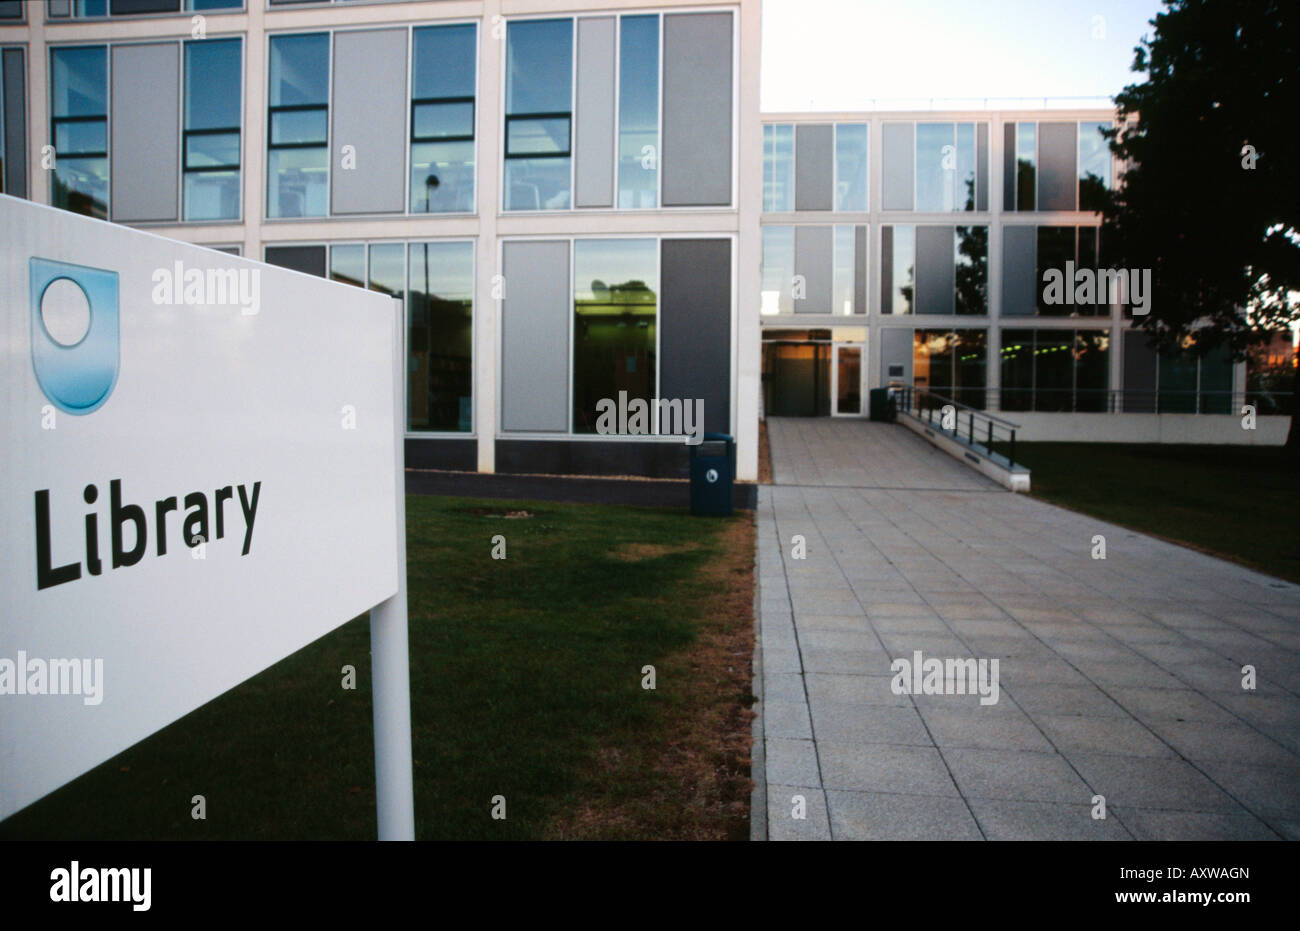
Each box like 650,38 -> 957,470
1101,0 -> 1300,358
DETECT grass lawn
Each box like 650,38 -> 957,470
0,496 -> 756,841
1013,442 -> 1300,583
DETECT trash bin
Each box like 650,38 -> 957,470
869,387 -> 893,422
690,432 -> 735,516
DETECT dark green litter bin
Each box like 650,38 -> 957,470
689,433 -> 734,516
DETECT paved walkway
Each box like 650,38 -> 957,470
754,417 -> 1300,840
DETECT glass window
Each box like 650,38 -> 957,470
915,123 -> 953,212
183,38 -> 241,222
761,226 -> 794,315
1078,121 -> 1111,212
1036,226 -> 1075,315
109,0 -> 178,11
0,1 -> 23,18
573,239 -> 657,433
833,226 -> 855,316
618,14 -> 659,209
410,23 -> 476,214
1033,330 -> 1073,411
999,329 -> 1034,411
50,46 -> 108,219
267,33 -> 329,219
1075,330 -> 1110,411
763,124 -> 794,212
1015,121 -> 1036,211
888,225 -> 915,315
834,123 -> 867,212
367,242 -> 405,298
913,329 -> 986,409
954,225 -> 988,315
505,19 -> 573,211
328,243 -> 365,288
408,241 -> 474,432
955,122 -> 977,210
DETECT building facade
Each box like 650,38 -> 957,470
0,0 -> 763,479
759,110 -> 1289,443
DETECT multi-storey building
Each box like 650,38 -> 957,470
758,109 -> 1286,442
0,0 -> 763,479
2,2 -> 1287,481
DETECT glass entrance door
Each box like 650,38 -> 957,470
832,344 -> 863,416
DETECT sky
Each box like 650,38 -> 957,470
762,0 -> 1168,112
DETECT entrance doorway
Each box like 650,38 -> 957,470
832,344 -> 863,416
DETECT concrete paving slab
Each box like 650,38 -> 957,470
754,418 -> 1300,841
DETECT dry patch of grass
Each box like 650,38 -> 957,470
548,514 -> 757,840
610,541 -> 703,562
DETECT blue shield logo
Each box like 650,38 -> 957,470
30,258 -> 120,415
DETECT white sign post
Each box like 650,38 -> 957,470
0,195 -> 414,839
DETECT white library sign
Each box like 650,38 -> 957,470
0,195 -> 414,838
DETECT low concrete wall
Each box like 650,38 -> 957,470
1001,412 -> 1291,445
900,415 -> 1031,492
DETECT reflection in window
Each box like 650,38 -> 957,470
618,15 -> 659,208
329,243 -> 365,288
763,124 -> 794,212
834,123 -> 867,212
410,24 -> 476,214
1075,330 -> 1110,411
183,38 -> 241,221
761,226 -> 794,315
914,329 -> 986,409
954,225 -> 988,315
505,19 -> 572,210
999,328 -> 1108,412
1078,121 -> 1111,212
368,242 -> 405,298
915,123 -> 952,212
1036,226 -> 1074,315
916,122 -> 978,212
408,242 -> 473,432
50,46 -> 108,219
888,225 -> 915,315
833,226 -> 855,315
573,239 -> 657,433
267,34 -> 329,218
1016,121 -> 1036,211
999,329 -> 1034,411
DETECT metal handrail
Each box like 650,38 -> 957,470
898,386 -> 1022,469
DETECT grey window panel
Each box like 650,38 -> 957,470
880,225 -> 893,314
853,225 -> 867,314
331,29 -> 408,215
881,122 -> 913,211
660,239 -> 731,434
1122,329 -> 1157,412
794,225 -> 832,314
501,241 -> 570,432
3,48 -> 26,198
574,17 -> 615,208
976,123 -> 988,212
110,43 -> 179,223
881,327 -> 912,387
1001,225 -> 1037,316
48,0 -> 71,14
915,225 -> 954,315
794,124 -> 833,211
661,12 -> 732,206
1038,122 -> 1076,211
264,245 -> 326,278
1002,122 -> 1016,211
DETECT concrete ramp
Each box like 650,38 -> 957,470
765,417 -> 1000,491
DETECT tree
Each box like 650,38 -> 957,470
1099,0 -> 1300,455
